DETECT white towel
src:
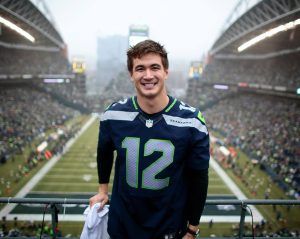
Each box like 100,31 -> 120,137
80,203 -> 110,239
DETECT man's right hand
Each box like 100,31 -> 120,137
89,191 -> 109,209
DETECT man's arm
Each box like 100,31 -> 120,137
184,168 -> 208,238
89,119 -> 114,208
184,111 -> 210,238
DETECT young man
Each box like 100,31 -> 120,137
90,40 -> 209,239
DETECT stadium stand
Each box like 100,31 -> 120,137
0,85 -> 80,161
0,1 -> 93,236
205,93 -> 299,198
186,83 -> 237,109
102,71 -> 135,101
0,0 -> 87,207
186,0 -> 300,200
0,0 -> 93,113
0,47 -> 71,75
203,53 -> 300,89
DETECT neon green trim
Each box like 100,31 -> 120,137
197,111 -> 206,124
105,103 -> 111,111
132,96 -> 138,110
165,98 -> 177,112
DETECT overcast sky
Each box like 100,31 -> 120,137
42,0 -> 239,69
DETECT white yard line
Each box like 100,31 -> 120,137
37,182 -> 98,186
47,168 -> 95,172
30,191 -> 96,195
208,185 -> 229,188
0,115 -> 97,218
210,157 -> 264,222
43,175 -> 96,179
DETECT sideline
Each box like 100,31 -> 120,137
210,157 -> 264,222
0,114 -> 97,218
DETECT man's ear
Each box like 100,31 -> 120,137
129,73 -> 134,82
129,72 -> 134,82
165,69 -> 169,79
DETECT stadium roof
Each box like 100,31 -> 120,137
210,0 -> 300,58
0,0 -> 65,49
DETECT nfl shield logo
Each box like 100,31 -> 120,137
145,119 -> 153,128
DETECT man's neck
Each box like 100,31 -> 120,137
137,94 -> 169,114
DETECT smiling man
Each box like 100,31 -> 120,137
90,40 -> 210,239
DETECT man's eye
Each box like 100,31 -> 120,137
152,66 -> 160,70
135,67 -> 144,72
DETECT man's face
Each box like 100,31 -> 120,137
130,53 -> 168,99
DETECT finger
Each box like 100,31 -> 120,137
89,198 -> 95,208
99,199 -> 106,209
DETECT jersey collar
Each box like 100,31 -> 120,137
131,95 -> 177,115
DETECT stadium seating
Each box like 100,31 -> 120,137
0,86 -> 79,165
185,48 -> 300,200
204,93 -> 299,199
0,47 -> 71,75
203,52 -> 300,89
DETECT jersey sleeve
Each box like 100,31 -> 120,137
97,113 -> 115,184
186,111 -> 210,170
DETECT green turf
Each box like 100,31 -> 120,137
30,119 -> 234,197
32,119 -> 100,194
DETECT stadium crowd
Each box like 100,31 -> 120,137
102,71 -> 135,101
0,86 -> 79,160
0,47 -> 71,75
0,216 -> 62,237
203,53 -> 300,88
204,93 -> 300,198
0,86 -> 82,196
231,219 -> 300,238
38,81 -> 91,109
186,82 -> 235,109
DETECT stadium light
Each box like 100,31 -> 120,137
0,16 -> 35,43
238,18 -> 300,52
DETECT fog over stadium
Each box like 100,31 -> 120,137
41,0 -> 239,69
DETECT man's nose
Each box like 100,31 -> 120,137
144,69 -> 154,79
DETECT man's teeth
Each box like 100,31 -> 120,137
143,83 -> 155,87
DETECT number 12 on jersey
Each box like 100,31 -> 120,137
122,137 -> 175,190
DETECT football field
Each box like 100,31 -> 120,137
0,115 -> 263,223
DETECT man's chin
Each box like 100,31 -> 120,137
138,90 -> 157,99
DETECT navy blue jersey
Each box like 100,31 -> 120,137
97,96 -> 209,239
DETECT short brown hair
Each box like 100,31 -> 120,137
127,39 -> 169,74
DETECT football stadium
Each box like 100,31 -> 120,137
0,0 -> 300,238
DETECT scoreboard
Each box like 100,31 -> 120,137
189,61 -> 203,79
72,59 -> 86,74
128,25 -> 149,47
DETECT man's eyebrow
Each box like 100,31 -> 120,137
151,63 -> 161,67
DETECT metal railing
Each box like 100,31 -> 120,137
0,198 -> 299,239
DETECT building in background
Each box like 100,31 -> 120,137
96,35 -> 128,89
